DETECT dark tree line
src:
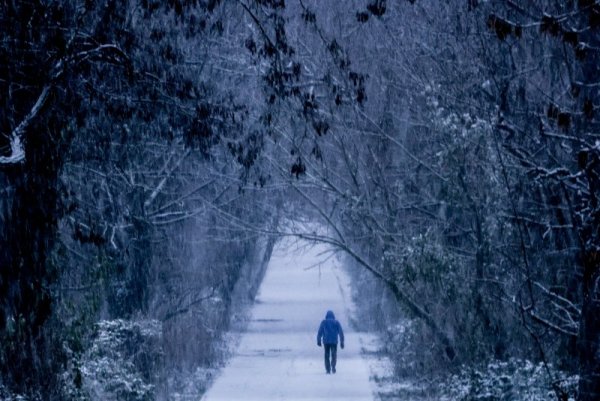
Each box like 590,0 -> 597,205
247,1 -> 599,400
0,1 -> 281,398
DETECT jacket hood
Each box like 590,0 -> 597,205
325,310 -> 335,319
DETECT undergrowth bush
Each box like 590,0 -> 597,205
439,359 -> 578,401
80,320 -> 162,401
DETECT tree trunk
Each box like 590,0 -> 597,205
576,4 -> 600,397
0,116 -> 63,395
578,252 -> 600,401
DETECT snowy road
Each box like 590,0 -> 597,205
201,239 -> 375,401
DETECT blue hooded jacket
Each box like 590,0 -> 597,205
317,310 -> 344,345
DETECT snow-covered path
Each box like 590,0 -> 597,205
201,240 -> 375,401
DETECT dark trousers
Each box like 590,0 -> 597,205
323,343 -> 337,373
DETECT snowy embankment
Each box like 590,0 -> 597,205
201,239 -> 376,401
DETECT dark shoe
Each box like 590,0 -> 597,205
326,370 -> 331,374
332,367 -> 336,374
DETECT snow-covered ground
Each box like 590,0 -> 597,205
201,239 -> 376,400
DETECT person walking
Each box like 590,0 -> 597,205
316,310 -> 344,374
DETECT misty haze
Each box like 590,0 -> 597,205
1,1 -> 599,400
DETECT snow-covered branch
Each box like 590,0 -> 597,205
1,44 -> 129,166
144,148 -> 191,210
0,84 -> 51,165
